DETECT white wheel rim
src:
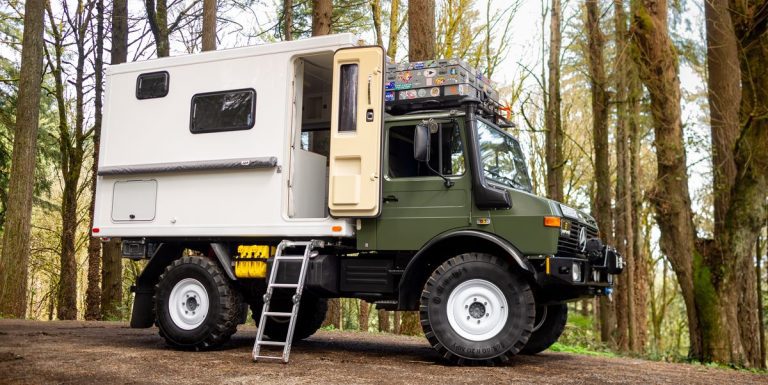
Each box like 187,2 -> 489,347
168,278 -> 209,330
446,279 -> 509,341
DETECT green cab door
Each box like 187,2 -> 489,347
374,119 -> 472,250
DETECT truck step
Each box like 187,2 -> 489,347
256,341 -> 287,346
264,311 -> 292,317
270,283 -> 299,288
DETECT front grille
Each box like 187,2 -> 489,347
557,220 -> 599,259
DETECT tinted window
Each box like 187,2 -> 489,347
388,123 -> 465,178
136,72 -> 169,99
190,89 -> 256,133
338,64 -> 358,132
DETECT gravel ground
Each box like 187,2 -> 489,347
0,319 -> 765,385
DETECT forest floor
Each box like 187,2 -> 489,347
0,319 -> 765,385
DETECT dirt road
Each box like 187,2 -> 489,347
0,320 -> 764,384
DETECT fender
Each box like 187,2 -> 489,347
210,242 -> 236,281
397,229 -> 536,310
130,243 -> 183,328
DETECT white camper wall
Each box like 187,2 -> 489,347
93,35 -> 356,238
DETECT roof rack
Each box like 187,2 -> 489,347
383,58 -> 513,128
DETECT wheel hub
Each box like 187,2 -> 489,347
168,278 -> 209,330
446,279 -> 509,342
468,302 -> 486,319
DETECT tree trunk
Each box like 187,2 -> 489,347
545,0 -> 563,202
312,0 -> 332,36
407,0 -> 435,60
201,0 -> 216,51
283,0 -> 293,40
100,241 -> 122,319
378,309 -> 390,332
146,0 -> 170,57
631,0 -> 708,362
721,0 -> 768,368
100,0 -> 128,320
399,311 -> 421,336
358,300 -> 370,331
48,0 -> 93,321
586,0 -> 615,346
323,298 -> 342,329
85,0 -> 106,321
757,232 -> 765,365
393,311 -> 402,334
371,0 -> 383,47
0,0 -> 46,319
387,0 -> 400,61
628,19 -> 649,351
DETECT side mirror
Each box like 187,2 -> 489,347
413,124 -> 430,162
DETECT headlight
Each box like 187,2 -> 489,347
559,204 -> 580,219
572,262 -> 582,282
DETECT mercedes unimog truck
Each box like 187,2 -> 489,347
93,33 -> 623,365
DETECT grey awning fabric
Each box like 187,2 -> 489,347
97,156 -> 278,176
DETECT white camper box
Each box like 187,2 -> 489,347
93,34 -> 359,238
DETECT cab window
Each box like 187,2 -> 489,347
388,122 -> 465,178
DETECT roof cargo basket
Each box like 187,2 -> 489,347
383,58 -> 513,128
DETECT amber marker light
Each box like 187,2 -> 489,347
331,226 -> 342,232
543,216 -> 561,228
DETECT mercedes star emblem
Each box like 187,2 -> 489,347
578,227 -> 587,252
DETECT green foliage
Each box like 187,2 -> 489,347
548,342 -> 618,357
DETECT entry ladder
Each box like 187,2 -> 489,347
252,240 -> 320,363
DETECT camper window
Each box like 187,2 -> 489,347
136,71 -> 169,99
189,88 -> 256,134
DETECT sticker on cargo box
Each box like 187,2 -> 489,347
394,83 -> 413,90
399,90 -> 418,100
417,88 -> 428,98
398,71 -> 413,82
385,81 -> 395,90
414,62 -> 425,69
430,87 -> 440,97
435,77 -> 446,85
424,69 -> 437,78
385,91 -> 395,102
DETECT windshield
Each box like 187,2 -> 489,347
476,119 -> 533,192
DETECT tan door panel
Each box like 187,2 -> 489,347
328,46 -> 385,217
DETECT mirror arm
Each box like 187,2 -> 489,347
424,162 -> 454,188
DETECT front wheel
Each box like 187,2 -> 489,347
520,304 -> 567,354
154,255 -> 243,350
420,253 -> 535,365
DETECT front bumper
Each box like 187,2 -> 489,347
530,244 -> 624,302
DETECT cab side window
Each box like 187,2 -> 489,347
388,123 -> 465,178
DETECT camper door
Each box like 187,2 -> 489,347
327,46 -> 385,218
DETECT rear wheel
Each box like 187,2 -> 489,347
154,255 -> 243,350
521,304 -> 568,354
420,253 -> 535,365
250,292 -> 327,341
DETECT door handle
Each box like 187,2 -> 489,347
383,195 -> 398,203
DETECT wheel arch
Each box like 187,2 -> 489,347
397,229 -> 537,310
130,242 -> 184,328
130,242 -> 239,328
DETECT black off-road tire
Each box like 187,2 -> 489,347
154,255 -> 243,350
250,292 -> 327,341
521,304 -> 568,354
420,253 -> 535,365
